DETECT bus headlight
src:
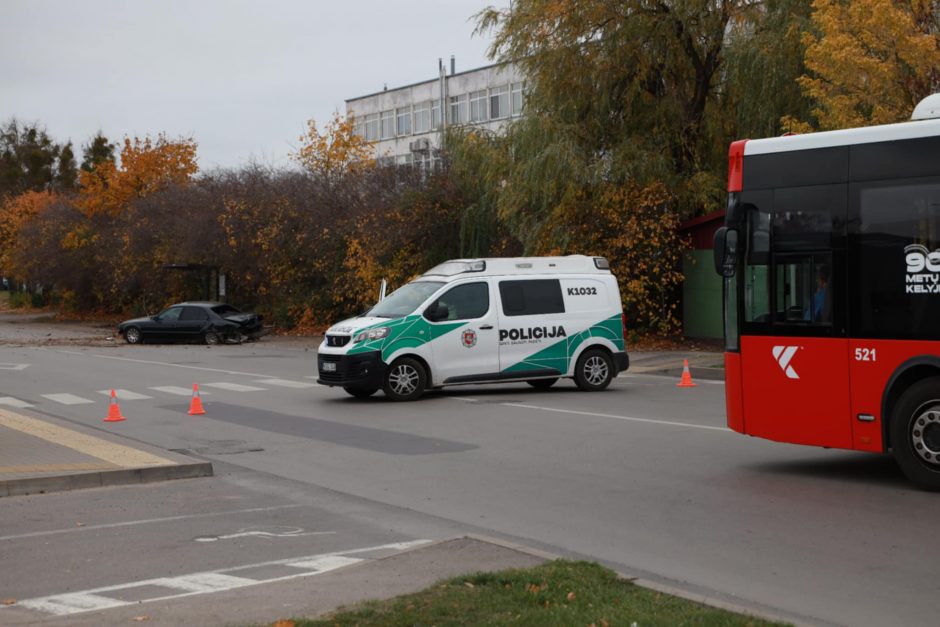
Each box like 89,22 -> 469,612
353,326 -> 390,343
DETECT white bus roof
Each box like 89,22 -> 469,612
744,117 -> 940,156
421,256 -> 611,278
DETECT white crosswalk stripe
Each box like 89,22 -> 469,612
42,393 -> 95,405
148,386 -> 213,396
96,389 -> 153,400
203,382 -> 267,392
253,378 -> 317,389
0,396 -> 33,408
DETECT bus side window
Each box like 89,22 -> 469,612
775,255 -> 831,324
744,210 -> 771,323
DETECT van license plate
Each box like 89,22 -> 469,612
323,362 -> 336,372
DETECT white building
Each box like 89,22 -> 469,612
346,58 -> 525,167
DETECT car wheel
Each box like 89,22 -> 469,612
526,378 -> 558,389
124,326 -> 142,344
344,387 -> 378,398
891,377 -> 940,491
204,330 -> 221,345
574,348 -> 614,391
383,357 -> 426,401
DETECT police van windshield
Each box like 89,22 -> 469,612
366,281 -> 444,318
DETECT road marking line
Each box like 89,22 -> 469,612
0,396 -> 33,408
0,408 -> 175,467
149,386 -> 213,396
12,539 -> 429,617
254,378 -> 317,389
50,349 -> 271,377
96,389 -> 153,400
21,592 -> 126,615
0,504 -> 305,542
287,555 -> 361,571
41,393 -> 95,405
204,382 -> 267,392
156,573 -> 257,592
499,403 -> 731,432
0,362 -> 29,370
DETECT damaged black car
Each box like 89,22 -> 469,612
118,302 -> 264,345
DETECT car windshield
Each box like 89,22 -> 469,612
366,281 -> 443,318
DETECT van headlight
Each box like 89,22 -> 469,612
353,326 -> 390,343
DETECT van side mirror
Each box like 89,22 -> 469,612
424,304 -> 449,322
713,227 -> 738,277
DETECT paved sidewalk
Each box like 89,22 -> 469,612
628,349 -> 725,381
0,408 -> 212,497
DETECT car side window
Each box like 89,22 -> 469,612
498,279 -> 565,316
432,282 -> 489,321
180,307 -> 209,321
157,307 -> 183,322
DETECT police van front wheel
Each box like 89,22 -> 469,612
383,357 -> 427,401
574,349 -> 614,392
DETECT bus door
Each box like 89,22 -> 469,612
739,185 -> 853,449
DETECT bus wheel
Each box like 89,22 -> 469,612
383,357 -> 426,401
574,348 -> 614,391
891,377 -> 940,491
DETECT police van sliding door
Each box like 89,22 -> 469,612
738,183 -> 853,449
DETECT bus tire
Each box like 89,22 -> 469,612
891,376 -> 940,491
574,348 -> 614,391
383,357 -> 427,401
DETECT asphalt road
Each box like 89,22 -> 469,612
0,340 -> 936,626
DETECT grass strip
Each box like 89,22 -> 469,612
277,560 -> 784,627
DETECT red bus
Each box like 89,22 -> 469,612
714,94 -> 940,490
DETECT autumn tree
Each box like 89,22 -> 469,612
291,112 -> 375,182
55,141 -> 78,190
0,190 -> 59,278
76,134 -> 198,217
790,0 -> 940,130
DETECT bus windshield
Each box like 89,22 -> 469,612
365,281 -> 443,318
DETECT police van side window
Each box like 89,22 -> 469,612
434,282 -> 489,320
499,280 -> 565,316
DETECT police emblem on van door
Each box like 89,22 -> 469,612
461,329 -> 477,348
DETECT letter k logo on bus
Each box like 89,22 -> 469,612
772,346 -> 800,379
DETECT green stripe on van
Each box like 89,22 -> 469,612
501,314 -> 624,375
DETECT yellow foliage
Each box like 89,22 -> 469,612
798,0 -> 940,130
0,190 -> 58,274
291,112 -> 376,178
77,135 -> 198,217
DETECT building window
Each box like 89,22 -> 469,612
511,82 -> 524,116
396,107 -> 412,136
414,102 -> 431,134
380,110 -> 394,139
432,100 -> 442,129
449,94 -> 467,125
354,118 -> 366,139
470,90 -> 487,122
490,85 -> 509,119
364,113 -> 380,142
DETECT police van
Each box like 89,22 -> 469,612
317,256 -> 629,401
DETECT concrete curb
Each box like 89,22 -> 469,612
1,460 -> 213,497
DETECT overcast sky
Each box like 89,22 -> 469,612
1,1 -> 502,170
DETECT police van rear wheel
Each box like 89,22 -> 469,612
526,378 -> 558,389
891,377 -> 940,491
383,357 -> 426,401
574,348 -> 614,391
344,387 -> 378,398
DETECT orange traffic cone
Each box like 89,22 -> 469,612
103,389 -> 126,422
676,359 -> 697,388
188,383 -> 206,415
